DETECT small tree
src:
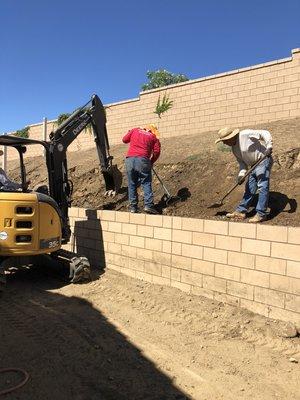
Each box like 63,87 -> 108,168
56,104 -> 110,131
154,93 -> 173,118
142,69 -> 188,91
15,126 -> 30,138
56,111 -> 92,136
57,113 -> 71,126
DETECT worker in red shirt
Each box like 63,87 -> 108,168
122,124 -> 161,214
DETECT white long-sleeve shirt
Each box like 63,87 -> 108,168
232,129 -> 273,176
0,168 -> 22,190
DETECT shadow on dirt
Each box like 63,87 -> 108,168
245,191 -> 297,220
268,191 -> 297,219
100,185 -> 192,216
156,187 -> 191,214
1,269 -> 189,400
215,191 -> 297,222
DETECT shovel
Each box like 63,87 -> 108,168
152,168 -> 181,206
208,154 -> 268,208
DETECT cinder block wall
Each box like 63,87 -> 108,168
66,208 -> 300,327
3,48 -> 300,162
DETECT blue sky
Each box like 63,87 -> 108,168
0,0 -> 299,133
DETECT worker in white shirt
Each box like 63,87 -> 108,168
215,127 -> 273,223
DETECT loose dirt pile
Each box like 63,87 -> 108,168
8,117 -> 300,226
1,267 -> 299,399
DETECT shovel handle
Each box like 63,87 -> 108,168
242,153 -> 268,179
220,154 -> 269,203
152,167 -> 172,197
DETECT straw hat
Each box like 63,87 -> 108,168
215,127 -> 239,144
144,124 -> 159,137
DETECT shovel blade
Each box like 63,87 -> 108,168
165,195 -> 181,206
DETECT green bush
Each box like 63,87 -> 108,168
142,69 -> 188,91
15,126 -> 30,138
57,113 -> 71,126
154,94 -> 173,118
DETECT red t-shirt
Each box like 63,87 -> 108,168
122,128 -> 161,164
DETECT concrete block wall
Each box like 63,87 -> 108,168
66,208 -> 300,327
3,48 -> 300,162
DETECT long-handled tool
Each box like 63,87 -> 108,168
152,168 -> 181,206
208,154 -> 268,208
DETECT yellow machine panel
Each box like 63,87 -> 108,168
0,192 -> 61,256
38,202 -> 61,251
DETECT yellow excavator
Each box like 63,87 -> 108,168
0,94 -> 121,292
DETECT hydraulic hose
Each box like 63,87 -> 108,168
0,368 -> 29,396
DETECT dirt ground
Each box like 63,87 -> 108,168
8,117 -> 300,226
0,265 -> 299,400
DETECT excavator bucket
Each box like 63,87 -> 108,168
103,164 -> 123,197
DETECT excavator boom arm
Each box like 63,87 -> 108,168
46,94 -> 121,243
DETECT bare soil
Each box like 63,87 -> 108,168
8,117 -> 300,226
0,266 -> 299,400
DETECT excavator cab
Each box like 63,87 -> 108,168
0,94 -> 122,292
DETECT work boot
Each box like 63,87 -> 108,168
129,206 -> 138,213
144,206 -> 158,215
225,211 -> 246,220
249,213 -> 267,223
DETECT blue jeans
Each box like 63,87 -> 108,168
125,157 -> 154,208
236,157 -> 272,217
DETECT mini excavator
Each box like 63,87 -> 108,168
0,94 -> 122,292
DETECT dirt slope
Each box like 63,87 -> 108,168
8,117 -> 300,226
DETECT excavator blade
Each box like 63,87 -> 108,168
50,250 -> 92,283
69,256 -> 92,283
103,164 -> 122,197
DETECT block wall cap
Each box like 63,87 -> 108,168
292,48 -> 300,54
28,119 -> 57,128
14,118 -> 57,131
105,97 -> 140,107
279,57 -> 293,63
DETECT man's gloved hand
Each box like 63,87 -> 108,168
266,147 -> 273,157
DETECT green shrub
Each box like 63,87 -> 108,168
154,94 -> 173,118
15,126 -> 30,138
142,69 -> 188,91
